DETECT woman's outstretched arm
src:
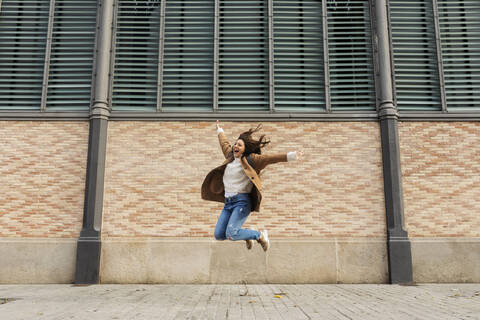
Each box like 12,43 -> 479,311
250,150 -> 303,171
216,120 -> 233,159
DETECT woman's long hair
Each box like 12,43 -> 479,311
237,124 -> 270,157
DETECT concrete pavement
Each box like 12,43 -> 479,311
0,284 -> 479,319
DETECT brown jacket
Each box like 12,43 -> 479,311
201,131 -> 288,212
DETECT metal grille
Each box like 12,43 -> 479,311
46,0 -> 97,111
217,0 -> 269,111
438,0 -> 480,111
0,0 -> 96,111
0,0 -> 49,110
162,0 -> 214,111
326,0 -> 375,111
390,0 -> 442,111
112,0 -> 161,111
111,0 -> 377,113
273,0 -> 326,112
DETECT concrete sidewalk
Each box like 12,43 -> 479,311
0,284 -> 479,320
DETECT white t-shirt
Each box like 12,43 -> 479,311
223,157 -> 253,197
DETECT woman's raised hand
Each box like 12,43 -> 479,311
297,150 -> 303,161
216,120 -> 221,130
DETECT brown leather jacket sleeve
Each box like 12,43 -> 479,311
249,153 -> 288,171
218,131 -> 232,159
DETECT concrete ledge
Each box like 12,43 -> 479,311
337,240 -> 389,283
4,238 -> 478,283
266,240 -> 337,283
100,238 -> 388,284
411,238 -> 480,283
0,239 -> 77,284
99,240 -> 211,283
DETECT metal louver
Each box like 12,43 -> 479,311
112,0 -> 161,111
327,0 -> 375,111
0,0 -> 49,110
273,0 -> 326,112
438,0 -> 480,111
46,0 -> 97,111
162,0 -> 214,111
218,0 -> 269,111
390,0 -> 442,111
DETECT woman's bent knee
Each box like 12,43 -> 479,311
225,227 -> 240,241
214,232 -> 226,241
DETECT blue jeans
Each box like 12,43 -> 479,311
214,193 -> 261,241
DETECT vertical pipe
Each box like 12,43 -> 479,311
372,0 -> 389,112
91,0 -> 114,119
107,0 -> 117,108
375,0 -> 394,112
374,0 -> 413,285
75,0 -> 114,284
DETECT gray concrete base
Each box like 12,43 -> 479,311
2,238 -> 479,284
99,238 -> 389,284
0,239 -> 76,284
411,238 -> 480,283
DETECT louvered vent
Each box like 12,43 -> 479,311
273,0 -> 325,112
327,0 -> 375,111
112,0 -> 161,111
162,0 -> 214,111
390,0 -> 442,111
438,0 -> 480,111
0,0 -> 49,110
218,0 -> 269,111
46,0 -> 97,111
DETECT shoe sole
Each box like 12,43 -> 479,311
262,230 -> 270,252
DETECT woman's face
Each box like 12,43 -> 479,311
233,139 -> 245,158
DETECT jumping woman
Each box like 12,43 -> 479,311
201,120 -> 302,251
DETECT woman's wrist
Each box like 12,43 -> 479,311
217,127 -> 224,134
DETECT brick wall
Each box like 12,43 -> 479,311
102,121 -> 386,238
399,122 -> 480,237
7,121 -> 476,240
0,121 -> 89,238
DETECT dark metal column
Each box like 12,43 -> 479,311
374,0 -> 413,284
75,0 -> 114,284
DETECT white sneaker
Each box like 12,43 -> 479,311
257,230 -> 270,252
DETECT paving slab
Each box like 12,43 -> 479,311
0,284 -> 479,320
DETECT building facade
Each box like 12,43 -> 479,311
0,0 -> 479,284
